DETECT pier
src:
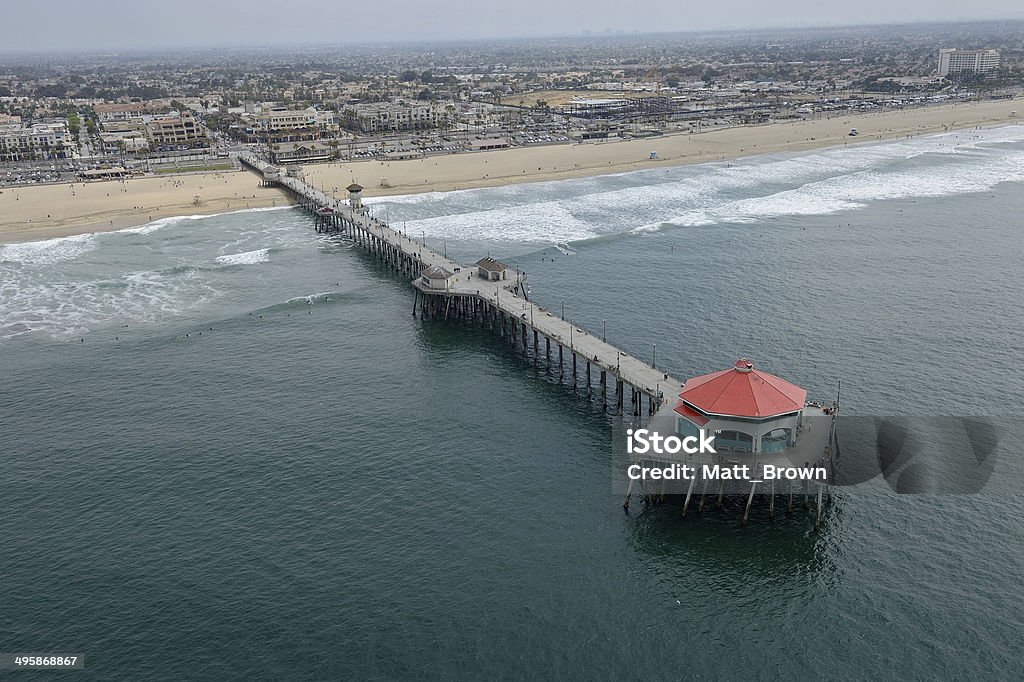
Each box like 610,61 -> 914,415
239,152 -> 834,526
239,151 -> 681,417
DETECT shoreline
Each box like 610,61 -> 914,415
1,98 -> 1020,245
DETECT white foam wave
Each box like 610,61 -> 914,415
0,233 -> 97,265
118,214 -> 206,236
630,223 -> 668,234
666,149 -> 1024,226
378,124 -> 1024,241
116,205 -> 295,236
284,291 -> 337,305
214,248 -> 270,265
404,200 -> 599,244
0,269 -> 216,340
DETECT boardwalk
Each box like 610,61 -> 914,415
238,152 -> 682,416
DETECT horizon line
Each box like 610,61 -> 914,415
2,16 -> 1024,57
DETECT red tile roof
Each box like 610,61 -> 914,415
679,358 -> 806,419
673,400 -> 710,426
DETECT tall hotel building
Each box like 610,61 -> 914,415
937,49 -> 1001,77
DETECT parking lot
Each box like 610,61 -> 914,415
1,163 -> 79,188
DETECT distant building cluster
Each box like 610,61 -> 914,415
937,49 -> 1001,77
1,23 -> 1022,180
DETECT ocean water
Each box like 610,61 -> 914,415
2,126 -> 1023,679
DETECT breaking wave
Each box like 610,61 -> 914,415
368,124 -> 1024,243
215,248 -> 270,266
0,234 -> 98,265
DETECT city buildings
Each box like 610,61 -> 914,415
94,102 -> 164,123
0,120 -> 72,162
239,107 -> 335,142
99,120 -> 150,154
937,48 -> 1001,77
145,112 -> 208,150
341,101 -> 454,133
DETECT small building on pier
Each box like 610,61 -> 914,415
261,167 -> 282,186
475,256 -> 509,281
347,183 -> 364,209
674,358 -> 807,454
419,265 -> 455,291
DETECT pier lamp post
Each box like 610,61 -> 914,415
603,319 -> 606,342
560,299 -> 565,320
652,343 -> 657,368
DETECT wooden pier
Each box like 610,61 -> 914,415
239,151 -> 682,417
239,152 -> 835,526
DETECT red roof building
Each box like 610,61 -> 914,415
673,359 -> 809,455
677,358 -> 806,419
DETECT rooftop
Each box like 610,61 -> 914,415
421,265 -> 453,279
475,256 -> 508,271
678,358 -> 807,419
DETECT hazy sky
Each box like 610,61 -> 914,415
1,0 -> 1021,51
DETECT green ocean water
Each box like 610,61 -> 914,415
2,127 -> 1023,679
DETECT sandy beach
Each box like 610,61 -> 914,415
0,170 -> 285,243
1,98 -> 1019,244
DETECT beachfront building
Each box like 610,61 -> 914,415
937,49 -> 1001,77
0,120 -> 72,162
242,107 -> 335,143
99,120 -> 150,155
467,137 -> 510,151
269,141 -> 336,164
251,109 -> 316,132
673,358 -> 808,455
100,130 -> 150,155
94,101 -> 167,123
145,112 -> 209,150
341,100 -> 454,133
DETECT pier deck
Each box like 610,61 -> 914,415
239,151 -> 682,414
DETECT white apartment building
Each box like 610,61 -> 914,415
0,121 -> 72,162
250,109 -> 318,132
937,49 -> 1001,77
342,101 -> 453,133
